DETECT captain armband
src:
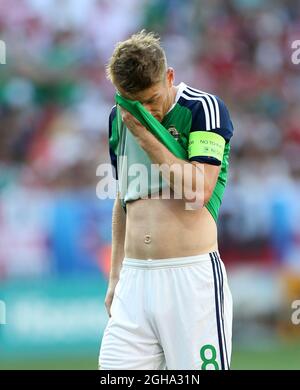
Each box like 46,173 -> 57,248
188,131 -> 225,162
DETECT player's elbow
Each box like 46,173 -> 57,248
182,181 -> 208,208
182,187 -> 206,209
203,188 -> 213,206
203,183 -> 215,205
185,188 -> 211,206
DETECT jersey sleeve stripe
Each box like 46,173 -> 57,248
185,88 -> 216,129
187,86 -> 220,128
181,92 -> 212,130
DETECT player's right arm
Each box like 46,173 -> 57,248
105,192 -> 126,317
105,107 -> 126,317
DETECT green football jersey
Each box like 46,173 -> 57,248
108,82 -> 234,222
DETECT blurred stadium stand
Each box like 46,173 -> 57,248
0,0 -> 300,369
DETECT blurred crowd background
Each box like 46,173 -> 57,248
0,0 -> 300,369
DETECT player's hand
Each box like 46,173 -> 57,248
104,277 -> 119,317
120,109 -> 147,138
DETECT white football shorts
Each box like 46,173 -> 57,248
99,251 -> 232,370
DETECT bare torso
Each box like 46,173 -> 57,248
125,194 -> 218,259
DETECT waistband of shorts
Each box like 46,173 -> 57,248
123,251 -> 220,269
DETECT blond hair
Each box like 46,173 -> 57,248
107,30 -> 167,94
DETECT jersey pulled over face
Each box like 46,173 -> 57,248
117,68 -> 176,123
109,82 -> 234,221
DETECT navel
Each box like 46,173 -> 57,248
144,234 -> 152,244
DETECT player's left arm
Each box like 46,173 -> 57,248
187,95 -> 234,203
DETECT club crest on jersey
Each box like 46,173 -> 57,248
168,126 -> 179,141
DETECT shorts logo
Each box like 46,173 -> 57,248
168,126 -> 179,141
